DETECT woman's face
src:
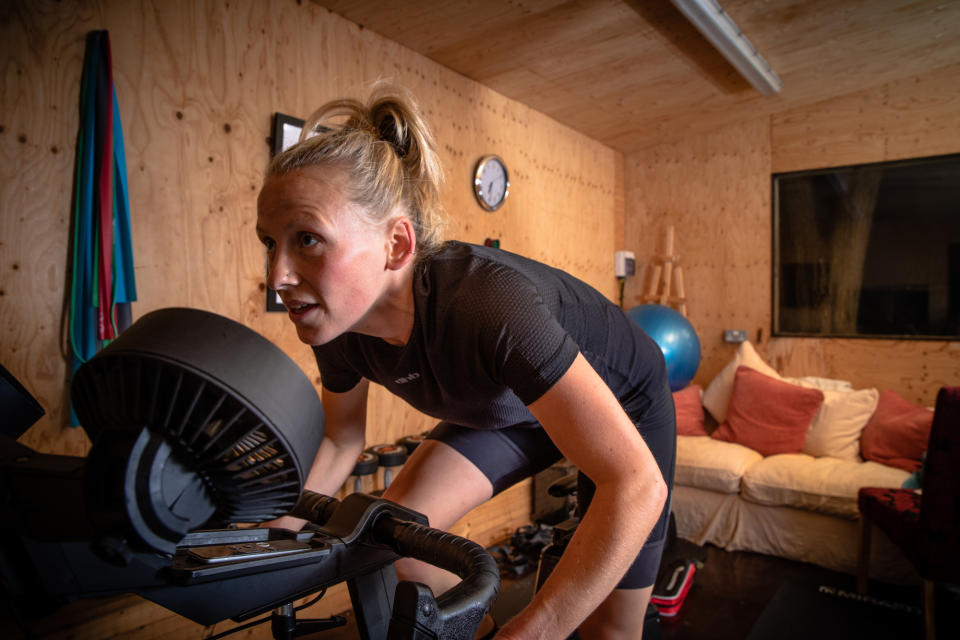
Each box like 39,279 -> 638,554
256,166 -> 393,346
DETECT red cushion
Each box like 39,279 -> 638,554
711,366 -> 824,456
860,390 -> 933,471
674,385 -> 707,436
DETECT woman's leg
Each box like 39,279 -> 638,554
381,438 -> 495,592
382,421 -> 562,593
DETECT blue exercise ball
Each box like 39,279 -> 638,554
626,304 -> 701,391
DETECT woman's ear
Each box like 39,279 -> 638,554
385,215 -> 416,270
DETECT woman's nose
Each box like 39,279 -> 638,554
266,251 -> 298,290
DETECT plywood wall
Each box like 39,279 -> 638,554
1,0 -> 617,456
624,63 -> 960,406
0,1 -> 616,635
623,118 -> 772,391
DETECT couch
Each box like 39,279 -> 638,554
670,341 -> 934,584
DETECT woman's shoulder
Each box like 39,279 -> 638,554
416,243 -> 565,347
429,241 -> 550,284
423,242 -> 542,303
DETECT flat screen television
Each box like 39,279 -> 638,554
772,152 -> 960,340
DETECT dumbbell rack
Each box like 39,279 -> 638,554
345,432 -> 428,496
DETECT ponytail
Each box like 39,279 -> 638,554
267,84 -> 447,260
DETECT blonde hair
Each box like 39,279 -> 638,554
267,84 -> 446,260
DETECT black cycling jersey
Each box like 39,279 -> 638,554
313,241 -> 667,429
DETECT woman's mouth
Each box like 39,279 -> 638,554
285,301 -> 319,318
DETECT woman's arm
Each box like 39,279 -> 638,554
497,353 -> 668,639
265,379 -> 371,531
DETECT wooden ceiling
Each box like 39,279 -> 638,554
311,0 -> 960,153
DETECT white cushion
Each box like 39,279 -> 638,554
702,341 -> 780,424
782,376 -> 853,391
800,387 -> 879,461
741,453 -> 911,518
676,435 -> 762,494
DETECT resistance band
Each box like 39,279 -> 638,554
68,30 -> 137,425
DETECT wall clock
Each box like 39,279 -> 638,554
473,155 -> 510,211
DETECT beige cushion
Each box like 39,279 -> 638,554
741,453 -> 910,518
702,341 -> 780,424
676,435 -> 762,494
782,376 -> 853,391
800,387 -> 879,461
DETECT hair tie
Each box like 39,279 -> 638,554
377,118 -> 409,159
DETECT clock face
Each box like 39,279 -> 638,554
474,155 -> 509,211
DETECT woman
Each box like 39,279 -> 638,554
257,85 -> 675,639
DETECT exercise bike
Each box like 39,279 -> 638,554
1,308 -> 499,639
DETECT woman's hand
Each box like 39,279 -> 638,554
255,383 -> 370,535
259,514 -> 307,532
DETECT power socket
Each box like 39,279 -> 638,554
615,251 -> 635,278
724,329 -> 747,343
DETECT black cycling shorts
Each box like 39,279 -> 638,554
426,380 -> 676,589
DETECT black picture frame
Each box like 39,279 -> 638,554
265,113 -> 306,312
271,112 -> 305,156
265,286 -> 286,313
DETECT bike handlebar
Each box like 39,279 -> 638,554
289,491 -> 500,638
375,516 -> 500,624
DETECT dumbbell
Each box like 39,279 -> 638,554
367,443 -> 408,489
397,433 -> 426,456
349,451 -> 379,494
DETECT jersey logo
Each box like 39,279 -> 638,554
394,372 -> 421,385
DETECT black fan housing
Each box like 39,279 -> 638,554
71,308 -> 324,554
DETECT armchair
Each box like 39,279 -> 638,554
856,386 -> 960,639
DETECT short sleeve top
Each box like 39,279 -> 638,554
313,241 -> 666,429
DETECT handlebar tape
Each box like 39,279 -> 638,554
288,492 -> 500,636
374,516 -> 500,622
289,491 -> 340,525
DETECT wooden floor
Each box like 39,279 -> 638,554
487,542 -> 923,640
658,543 -> 860,640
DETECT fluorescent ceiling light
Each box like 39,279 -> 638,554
671,0 -> 782,95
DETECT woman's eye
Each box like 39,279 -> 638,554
261,237 -> 275,252
299,233 -> 320,248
